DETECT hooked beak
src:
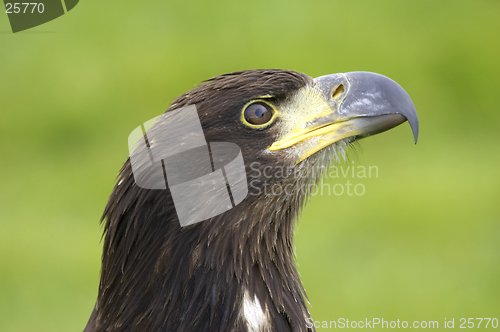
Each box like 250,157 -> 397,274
269,71 -> 419,162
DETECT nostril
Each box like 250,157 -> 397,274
332,84 -> 344,100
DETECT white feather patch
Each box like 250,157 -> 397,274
242,289 -> 270,332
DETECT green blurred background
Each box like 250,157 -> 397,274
1,0 -> 499,331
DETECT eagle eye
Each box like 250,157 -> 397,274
242,101 -> 275,127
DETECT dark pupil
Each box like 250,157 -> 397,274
245,103 -> 272,125
255,108 -> 265,118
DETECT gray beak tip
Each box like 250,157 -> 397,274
407,105 -> 419,144
343,71 -> 420,145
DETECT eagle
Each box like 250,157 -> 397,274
83,69 -> 418,332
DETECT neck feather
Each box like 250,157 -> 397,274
85,162 -> 314,332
